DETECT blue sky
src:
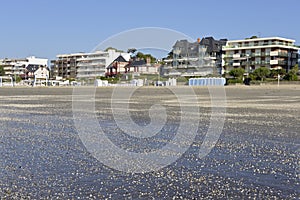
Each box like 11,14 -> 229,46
0,0 -> 299,60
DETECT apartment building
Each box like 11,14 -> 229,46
162,37 -> 227,77
76,51 -> 108,79
51,53 -> 82,79
51,49 -> 130,80
222,37 -> 299,74
0,56 -> 48,79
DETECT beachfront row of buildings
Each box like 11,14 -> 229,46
0,36 -> 299,83
50,49 -> 161,81
163,36 -> 299,77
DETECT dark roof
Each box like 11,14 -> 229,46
199,37 -> 227,53
173,40 -> 199,56
107,55 -> 129,69
113,55 -> 127,62
26,64 -> 42,73
126,59 -> 146,67
173,40 -> 189,48
172,38 -> 228,56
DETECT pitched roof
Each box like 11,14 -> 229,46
173,40 -> 199,56
113,55 -> 128,62
200,37 -> 227,53
107,55 -> 129,69
127,59 -> 146,67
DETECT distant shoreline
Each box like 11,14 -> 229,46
0,84 -> 299,89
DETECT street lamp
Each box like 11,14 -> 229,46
275,66 -> 282,87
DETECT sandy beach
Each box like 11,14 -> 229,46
0,85 -> 299,198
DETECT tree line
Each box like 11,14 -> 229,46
0,65 -> 5,76
228,65 -> 299,83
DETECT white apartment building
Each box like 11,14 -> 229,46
0,56 -> 48,79
51,49 -> 130,79
222,37 -> 299,74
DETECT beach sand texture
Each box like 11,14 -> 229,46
0,85 -> 299,198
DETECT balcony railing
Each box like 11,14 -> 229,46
77,68 -> 106,73
233,63 -> 240,67
270,60 -> 287,65
223,42 -> 299,49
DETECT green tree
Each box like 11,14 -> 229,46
136,52 -> 145,59
269,68 -> 286,78
135,52 -> 157,63
245,35 -> 258,40
166,51 -> 173,59
0,65 -> 5,76
16,75 -> 22,83
253,67 -> 270,81
283,65 -> 298,81
229,68 -> 245,79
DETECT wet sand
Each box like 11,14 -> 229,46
0,85 -> 299,198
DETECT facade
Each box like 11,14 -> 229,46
51,50 -> 130,80
199,37 -> 227,74
0,56 -> 48,79
76,51 -> 108,79
222,37 -> 299,74
34,66 -> 49,79
51,53 -> 82,79
33,66 -> 50,86
124,57 -> 160,75
106,55 -> 130,77
162,37 -> 227,77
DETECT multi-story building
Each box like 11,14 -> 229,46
162,37 -> 227,77
51,49 -> 130,80
76,51 -> 108,79
51,53 -> 82,79
199,37 -> 228,74
222,37 -> 299,74
0,56 -> 48,79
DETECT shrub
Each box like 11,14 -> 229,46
283,65 -> 299,81
253,67 -> 270,81
227,78 -> 243,84
283,73 -> 298,81
229,68 -> 245,79
176,76 -> 188,82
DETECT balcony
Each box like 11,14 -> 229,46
232,54 -> 248,61
270,51 -> 288,57
258,52 -> 270,57
270,51 -> 278,56
177,65 -> 188,69
292,54 -> 298,58
270,60 -> 287,65
224,42 -> 300,50
77,68 -> 106,72
232,54 -> 240,59
224,54 -> 233,59
261,61 -> 270,65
